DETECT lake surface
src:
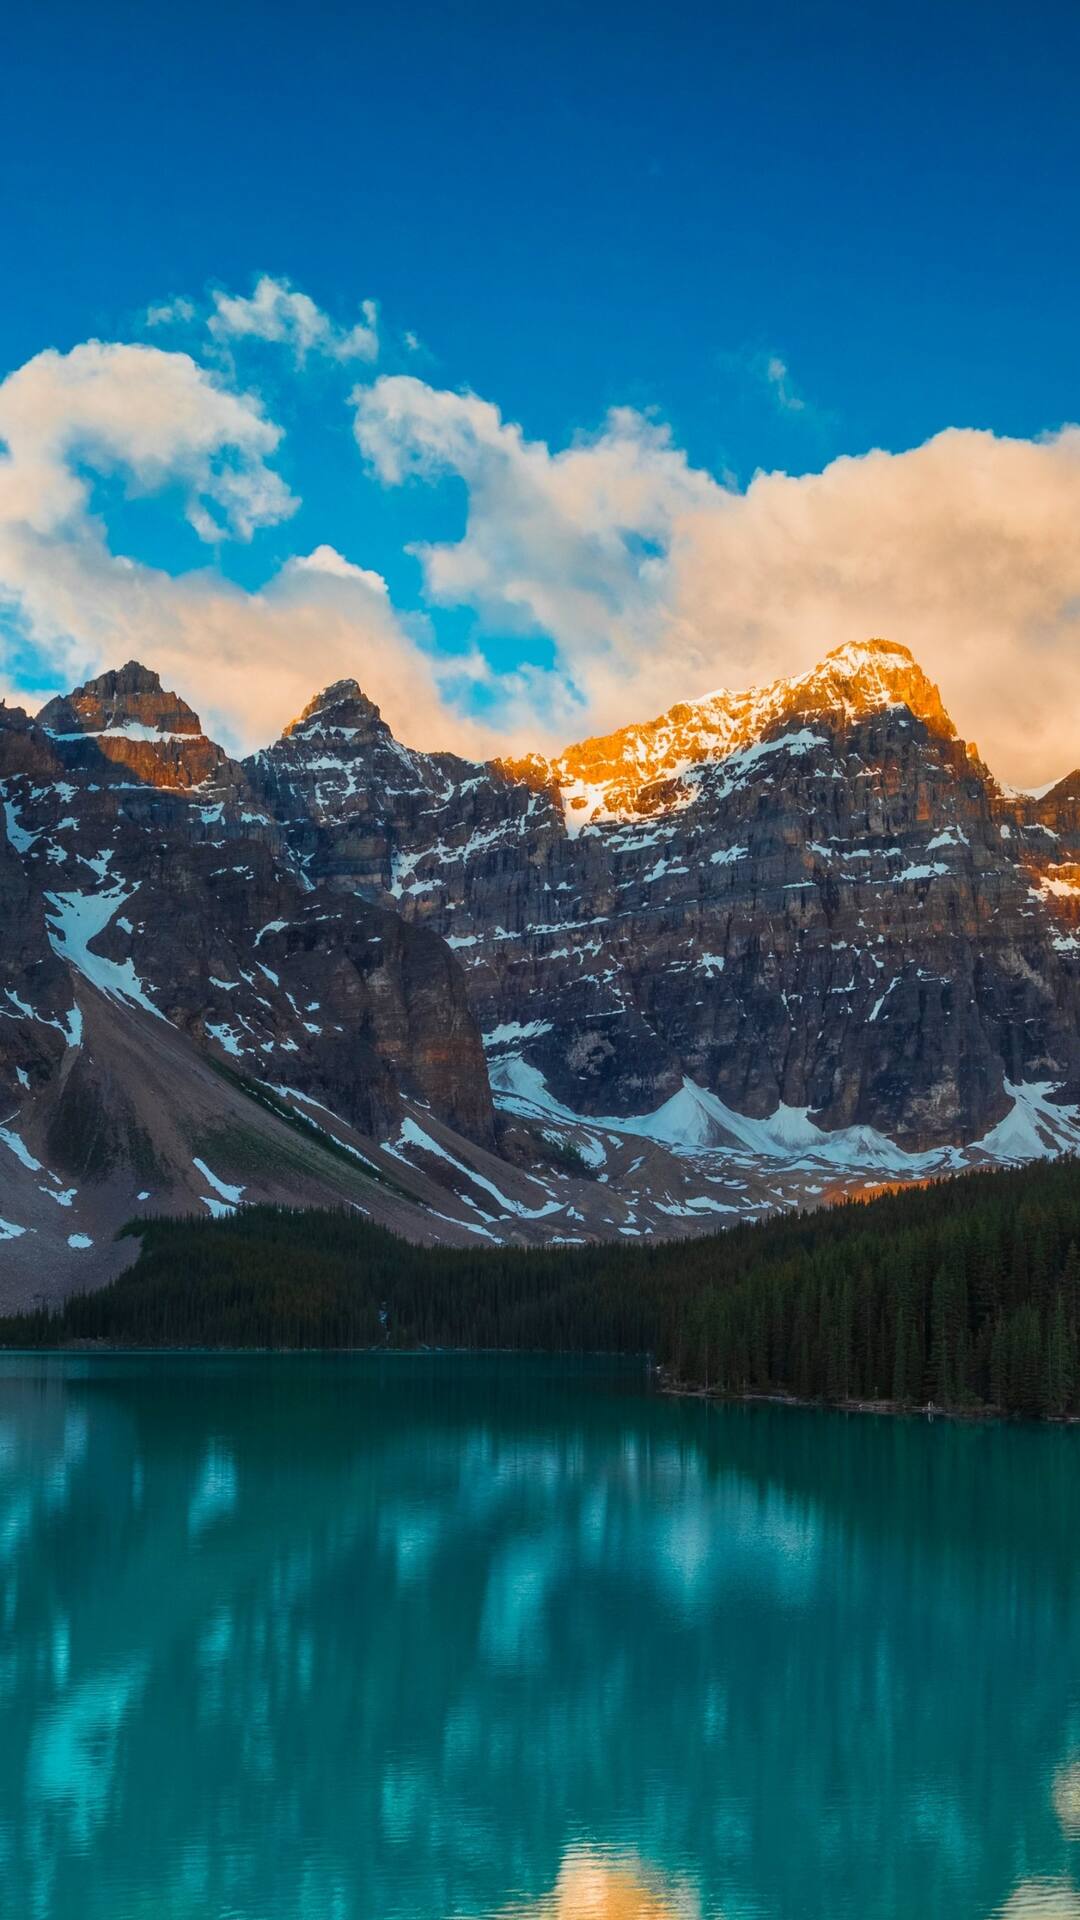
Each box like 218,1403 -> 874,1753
2,1354 -> 1080,1919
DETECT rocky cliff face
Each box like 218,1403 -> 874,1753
35,661 -> 232,792
0,666 -> 493,1146
999,772 -> 1080,963
0,702 -> 77,1102
248,639 -> 1080,1150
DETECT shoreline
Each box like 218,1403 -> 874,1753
656,1371 -> 1080,1424
3,1343 -> 1075,1423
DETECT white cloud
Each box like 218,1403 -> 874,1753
209,275 -> 379,365
6,320 -> 1080,788
715,345 -> 815,428
0,340 -> 295,542
145,296 -> 196,329
354,374 -> 1080,786
764,354 -> 806,413
291,543 -> 389,595
354,377 -> 712,740
0,341 -> 489,756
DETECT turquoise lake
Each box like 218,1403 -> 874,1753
2,1353 -> 1080,1919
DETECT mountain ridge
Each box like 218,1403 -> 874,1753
245,634 -> 1080,1140
4,635 -> 1080,1294
11,637 -> 1076,815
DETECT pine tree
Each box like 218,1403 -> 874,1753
1045,1292 -> 1074,1416
891,1303 -> 910,1403
928,1266 -> 953,1406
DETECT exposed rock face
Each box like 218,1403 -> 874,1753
248,639 -> 1080,1149
0,673 -> 493,1148
36,662 -> 230,792
38,661 -> 203,737
1001,772 -> 1080,960
0,705 -> 76,1103
247,678 -> 529,895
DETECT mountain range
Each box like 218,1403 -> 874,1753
3,636 -> 1079,1299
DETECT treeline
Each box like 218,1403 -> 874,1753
7,1156 -> 1080,1416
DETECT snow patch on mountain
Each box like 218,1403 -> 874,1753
44,887 -> 165,1019
483,1020 -> 554,1051
386,1116 -> 564,1220
2,794 -> 40,853
192,1159 -> 246,1205
974,1081 -> 1080,1162
490,1054 -> 1080,1186
44,724 -> 198,743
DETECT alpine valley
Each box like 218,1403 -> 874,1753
3,636 -> 1080,1299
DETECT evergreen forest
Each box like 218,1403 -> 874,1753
7,1156 -> 1080,1417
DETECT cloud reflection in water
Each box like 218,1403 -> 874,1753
1,1357 -> 1080,1920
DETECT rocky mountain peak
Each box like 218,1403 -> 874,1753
87,660 -> 164,696
283,680 -> 385,739
780,638 -> 954,735
37,661 -> 204,739
33,663 -> 232,792
250,676 -> 434,874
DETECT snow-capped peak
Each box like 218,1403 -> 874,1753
766,637 -> 952,731
500,637 -> 955,828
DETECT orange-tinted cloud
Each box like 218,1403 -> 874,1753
356,377 -> 1080,785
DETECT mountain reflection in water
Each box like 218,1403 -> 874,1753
2,1354 -> 1080,1920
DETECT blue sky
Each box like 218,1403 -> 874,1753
2,0 -> 1080,780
